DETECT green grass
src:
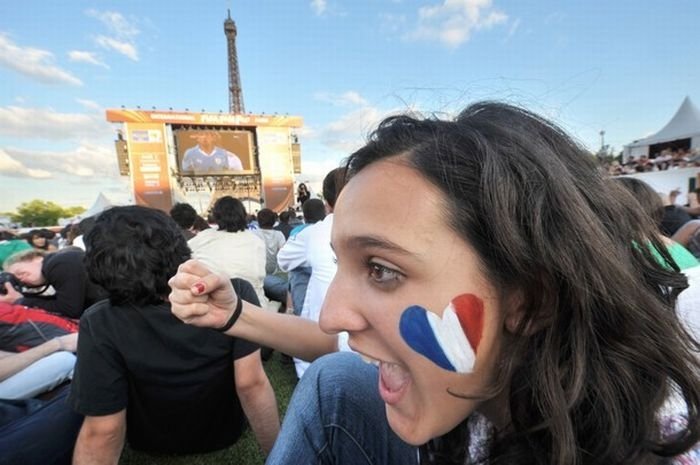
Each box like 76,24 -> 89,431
119,351 -> 298,465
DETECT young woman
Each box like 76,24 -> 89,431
297,183 -> 311,206
25,229 -> 56,252
169,102 -> 700,464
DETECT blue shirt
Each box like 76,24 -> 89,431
181,146 -> 243,172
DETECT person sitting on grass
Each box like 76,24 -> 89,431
70,205 -> 279,463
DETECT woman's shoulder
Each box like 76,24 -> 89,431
459,409 -> 700,464
660,412 -> 700,464
464,412 -> 494,463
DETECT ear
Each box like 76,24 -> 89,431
503,290 -> 550,336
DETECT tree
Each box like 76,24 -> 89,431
64,206 -> 87,218
9,200 -> 86,227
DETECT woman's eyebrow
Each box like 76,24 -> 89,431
337,235 -> 417,257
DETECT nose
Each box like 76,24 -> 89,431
319,273 -> 368,335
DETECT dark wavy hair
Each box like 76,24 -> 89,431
615,177 -> 665,229
212,196 -> 247,232
322,167 -> 347,209
257,208 -> 277,229
346,102 -> 700,465
302,198 -> 326,224
26,229 -> 50,250
170,202 -> 198,230
85,205 -> 191,306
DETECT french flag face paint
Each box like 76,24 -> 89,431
399,294 -> 484,373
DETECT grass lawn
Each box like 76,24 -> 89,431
119,351 -> 298,465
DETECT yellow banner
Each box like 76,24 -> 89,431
125,122 -> 173,212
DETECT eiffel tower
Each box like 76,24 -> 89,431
224,9 -> 244,114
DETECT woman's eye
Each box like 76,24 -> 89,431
368,262 -> 402,284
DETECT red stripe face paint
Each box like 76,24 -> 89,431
451,294 -> 484,353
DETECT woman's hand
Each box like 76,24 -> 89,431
168,260 -> 238,330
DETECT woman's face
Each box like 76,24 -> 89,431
31,235 -> 46,248
321,159 -> 507,445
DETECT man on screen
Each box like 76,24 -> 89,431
181,131 -> 244,172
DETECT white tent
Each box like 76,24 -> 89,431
624,96 -> 700,159
59,193 -> 115,225
82,192 -> 114,218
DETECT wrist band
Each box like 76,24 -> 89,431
217,296 -> 243,332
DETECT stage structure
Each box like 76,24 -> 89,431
108,10 -> 303,215
108,108 -> 303,214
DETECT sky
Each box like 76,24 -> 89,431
1,0 -> 698,212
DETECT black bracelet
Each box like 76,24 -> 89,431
217,297 -> 243,332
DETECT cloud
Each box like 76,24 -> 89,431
76,99 -> 102,111
296,158 -> 345,187
506,18 -> 520,40
68,50 -> 109,68
0,106 -> 112,140
297,103 -> 398,184
3,142 -> 118,180
87,9 -> 140,61
405,0 -> 508,48
313,91 -> 368,107
0,149 -> 52,179
95,35 -> 138,61
310,0 -> 327,15
86,10 -> 139,38
318,106 -> 385,153
0,34 -> 82,86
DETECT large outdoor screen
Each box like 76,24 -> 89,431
174,128 -> 255,175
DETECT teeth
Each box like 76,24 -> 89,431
360,354 -> 380,366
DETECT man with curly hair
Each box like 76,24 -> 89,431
70,206 -> 279,462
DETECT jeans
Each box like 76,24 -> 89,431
264,274 -> 288,304
267,352 -> 418,465
288,267 -> 311,316
0,384 -> 83,465
0,351 -> 76,400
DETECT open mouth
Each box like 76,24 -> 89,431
379,361 -> 411,405
349,345 -> 413,404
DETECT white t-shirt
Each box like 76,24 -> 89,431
253,229 -> 286,275
277,214 -> 350,377
188,228 -> 268,308
678,264 -> 700,340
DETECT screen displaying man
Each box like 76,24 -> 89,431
181,131 -> 243,172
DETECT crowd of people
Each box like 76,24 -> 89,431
1,101 -> 700,465
604,148 -> 700,176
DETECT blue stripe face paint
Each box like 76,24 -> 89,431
399,305 -> 456,371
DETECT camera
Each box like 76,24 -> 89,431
0,271 -> 22,295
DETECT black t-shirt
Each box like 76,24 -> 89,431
661,205 -> 693,237
18,249 -> 106,319
70,279 -> 260,454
